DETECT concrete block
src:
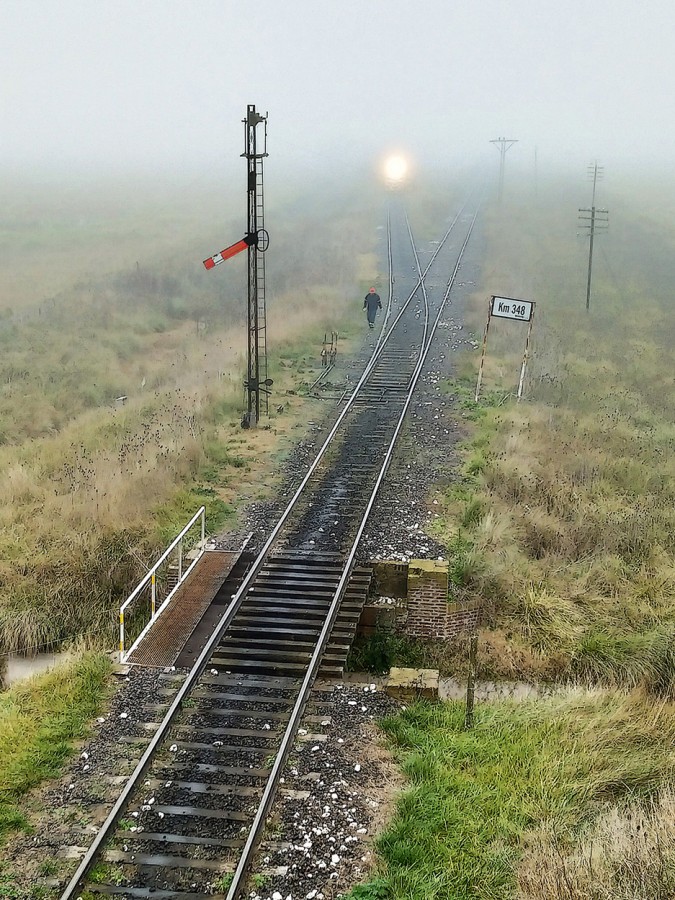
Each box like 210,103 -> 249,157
360,604 -> 397,627
386,667 -> 439,701
372,560 -> 408,598
408,558 -> 448,581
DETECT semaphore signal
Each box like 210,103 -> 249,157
203,233 -> 257,269
202,104 -> 270,428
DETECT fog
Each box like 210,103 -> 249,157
2,0 -> 674,182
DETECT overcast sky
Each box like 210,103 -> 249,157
1,0 -> 673,180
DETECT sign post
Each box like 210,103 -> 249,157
475,295 -> 536,402
474,298 -> 493,402
516,310 -> 535,400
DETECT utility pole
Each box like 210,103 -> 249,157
490,137 -> 518,202
578,162 -> 609,311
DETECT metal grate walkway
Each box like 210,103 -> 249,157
126,550 -> 241,668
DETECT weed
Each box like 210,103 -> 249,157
347,878 -> 391,899
88,863 -> 125,886
465,451 -> 488,476
447,531 -> 480,588
346,629 -> 452,676
0,873 -> 18,899
28,888 -> 50,900
36,860 -> 58,877
458,496 -> 484,528
213,874 -> 233,892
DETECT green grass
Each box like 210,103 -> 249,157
88,862 -> 126,885
0,652 -> 111,843
351,689 -> 675,899
0,870 -> 19,899
213,873 -> 234,892
349,880 -> 391,899
154,485 -> 233,546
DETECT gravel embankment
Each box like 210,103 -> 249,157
248,682 -> 403,900
3,670 -> 403,900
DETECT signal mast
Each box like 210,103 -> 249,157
203,104 -> 271,426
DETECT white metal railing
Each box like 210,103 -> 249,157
119,506 -> 206,662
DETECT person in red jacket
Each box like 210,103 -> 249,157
363,287 -> 382,329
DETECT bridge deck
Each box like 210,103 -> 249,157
126,550 -> 241,668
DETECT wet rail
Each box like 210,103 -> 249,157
59,192 -> 481,900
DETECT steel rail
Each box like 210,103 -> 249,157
225,195 -> 440,899
403,207 -> 430,369
308,362 -> 334,391
59,192 -> 479,900
373,197 -> 467,353
59,196 -> 409,900
371,207 -> 395,354
333,199 -> 458,408
225,192 -> 482,899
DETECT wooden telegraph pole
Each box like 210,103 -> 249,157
490,137 -> 518,203
578,162 -> 609,312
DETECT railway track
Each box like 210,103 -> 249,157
59,192 -> 481,900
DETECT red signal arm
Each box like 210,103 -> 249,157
203,233 -> 257,270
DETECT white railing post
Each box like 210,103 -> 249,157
119,610 -> 125,663
118,506 -> 207,662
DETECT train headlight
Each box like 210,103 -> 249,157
383,154 -> 408,183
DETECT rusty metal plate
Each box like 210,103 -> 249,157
127,551 -> 239,668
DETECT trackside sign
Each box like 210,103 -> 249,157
491,295 -> 534,322
475,293 -> 537,402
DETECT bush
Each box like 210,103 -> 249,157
346,630 -> 437,676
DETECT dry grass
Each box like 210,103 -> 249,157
436,179 -> 675,693
0,173 -> 235,313
0,170 -> 382,656
517,688 -> 675,897
518,792 -> 675,899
